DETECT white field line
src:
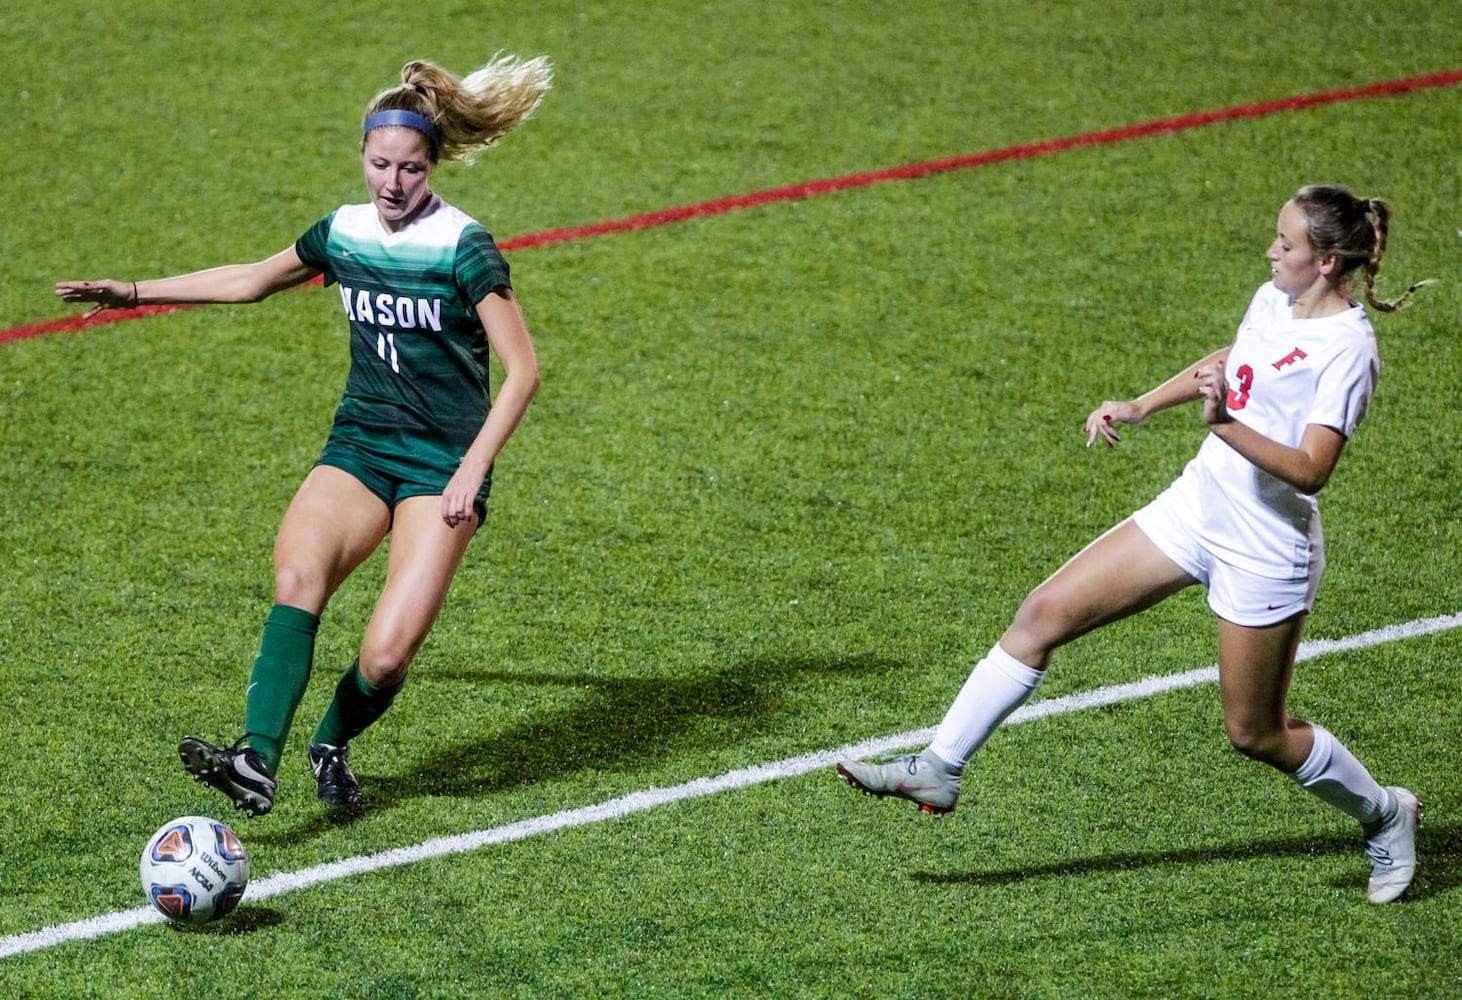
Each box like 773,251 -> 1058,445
4,611 -> 1458,959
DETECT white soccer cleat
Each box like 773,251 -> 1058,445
1365,786 -> 1421,904
836,752 -> 961,815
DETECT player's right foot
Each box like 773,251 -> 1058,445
1365,786 -> 1421,904
836,752 -> 961,815
178,736 -> 276,818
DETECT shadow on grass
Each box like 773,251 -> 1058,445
251,651 -> 896,844
177,906 -> 287,935
383,651 -> 892,798
911,819 -> 1460,901
243,794 -> 373,846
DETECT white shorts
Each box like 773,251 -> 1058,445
1131,482 -> 1323,628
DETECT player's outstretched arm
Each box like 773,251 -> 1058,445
56,247 -> 319,317
1084,346 -> 1231,448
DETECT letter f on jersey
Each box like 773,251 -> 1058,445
1272,347 -> 1308,370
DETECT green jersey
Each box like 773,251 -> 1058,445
295,194 -> 511,478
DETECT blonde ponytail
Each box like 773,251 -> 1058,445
364,53 -> 552,164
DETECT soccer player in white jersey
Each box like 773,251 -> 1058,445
57,54 -> 551,815
837,184 -> 1429,903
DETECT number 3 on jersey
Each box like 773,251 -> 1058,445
376,332 -> 400,374
1227,363 -> 1254,410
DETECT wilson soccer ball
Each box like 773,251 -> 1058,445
139,816 -> 250,923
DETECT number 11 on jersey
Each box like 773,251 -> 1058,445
376,332 -> 400,373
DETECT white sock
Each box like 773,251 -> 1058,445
926,643 -> 1044,770
1290,724 -> 1394,831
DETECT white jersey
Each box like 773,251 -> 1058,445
1169,282 -> 1378,580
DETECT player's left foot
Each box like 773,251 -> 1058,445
309,743 -> 363,808
1365,786 -> 1421,903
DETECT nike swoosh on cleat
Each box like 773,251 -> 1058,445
232,756 -> 273,786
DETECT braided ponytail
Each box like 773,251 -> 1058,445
1294,185 -> 1431,313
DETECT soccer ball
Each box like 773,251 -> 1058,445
139,816 -> 250,923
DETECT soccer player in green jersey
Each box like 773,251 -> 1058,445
56,54 -> 552,816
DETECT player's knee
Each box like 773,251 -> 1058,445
358,637 -> 419,688
1006,586 -> 1074,656
1224,717 -> 1286,765
272,563 -> 328,610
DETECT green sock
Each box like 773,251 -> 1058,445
312,659 -> 402,749
243,605 -> 320,774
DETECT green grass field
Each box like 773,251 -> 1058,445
3,1 -> 1460,996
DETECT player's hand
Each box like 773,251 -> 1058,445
1195,359 -> 1232,427
55,279 -> 136,319
440,464 -> 486,529
1084,400 -> 1143,449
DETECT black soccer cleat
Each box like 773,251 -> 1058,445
179,736 -> 277,818
309,743 -> 364,808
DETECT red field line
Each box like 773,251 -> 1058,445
8,68 -> 1458,346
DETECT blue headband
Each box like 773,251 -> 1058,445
363,109 -> 438,141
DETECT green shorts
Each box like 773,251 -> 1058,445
316,434 -> 491,525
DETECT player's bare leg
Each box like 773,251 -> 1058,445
272,465 -> 392,615
181,467 -> 390,815
307,495 -> 478,807
1218,615 -> 1420,902
999,518 -> 1197,669
840,520 -> 1197,813
356,494 -> 479,688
